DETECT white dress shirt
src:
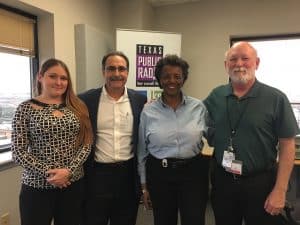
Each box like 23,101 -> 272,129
94,86 -> 134,163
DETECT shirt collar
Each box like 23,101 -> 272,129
102,85 -> 128,101
158,91 -> 187,107
225,79 -> 261,98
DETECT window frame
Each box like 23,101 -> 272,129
231,33 -> 300,46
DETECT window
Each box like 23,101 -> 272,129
0,52 -> 32,152
0,4 -> 38,166
231,35 -> 300,127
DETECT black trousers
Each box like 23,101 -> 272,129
19,179 -> 84,225
83,159 -> 139,225
146,154 -> 209,225
211,163 -> 283,225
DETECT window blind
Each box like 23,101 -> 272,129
0,8 -> 35,56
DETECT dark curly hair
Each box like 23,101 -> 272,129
154,54 -> 189,88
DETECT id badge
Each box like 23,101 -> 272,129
222,150 -> 235,169
230,160 -> 243,175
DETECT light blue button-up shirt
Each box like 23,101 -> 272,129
137,94 -> 208,184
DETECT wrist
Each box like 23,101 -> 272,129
66,168 -> 73,180
141,183 -> 148,193
273,186 -> 287,194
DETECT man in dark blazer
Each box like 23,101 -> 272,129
79,51 -> 147,225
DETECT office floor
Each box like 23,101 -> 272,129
136,201 -> 215,225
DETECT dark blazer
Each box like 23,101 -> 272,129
78,87 -> 147,194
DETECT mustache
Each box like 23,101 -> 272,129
233,67 -> 247,72
109,76 -> 124,81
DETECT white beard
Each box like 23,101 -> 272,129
229,67 -> 255,85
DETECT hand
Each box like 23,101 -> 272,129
46,168 -> 71,188
264,188 -> 286,216
142,189 -> 152,210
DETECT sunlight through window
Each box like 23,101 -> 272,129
0,52 -> 31,152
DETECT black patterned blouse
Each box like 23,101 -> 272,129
11,99 -> 91,189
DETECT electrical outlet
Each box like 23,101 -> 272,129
0,213 -> 9,225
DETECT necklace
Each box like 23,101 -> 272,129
31,98 -> 66,110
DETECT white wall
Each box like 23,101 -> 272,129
0,166 -> 22,225
75,24 -> 112,93
112,0 -> 154,30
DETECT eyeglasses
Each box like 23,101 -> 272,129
105,66 -> 128,72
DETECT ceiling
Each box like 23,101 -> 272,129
149,0 -> 201,7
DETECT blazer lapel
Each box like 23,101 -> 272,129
90,88 -> 102,135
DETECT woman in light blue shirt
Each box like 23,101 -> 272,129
138,55 -> 209,225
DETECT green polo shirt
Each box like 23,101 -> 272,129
204,80 -> 299,175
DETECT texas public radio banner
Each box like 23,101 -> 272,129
116,29 -> 181,100
136,44 -> 163,87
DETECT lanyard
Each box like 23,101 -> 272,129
226,96 -> 250,149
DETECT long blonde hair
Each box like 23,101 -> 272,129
36,58 -> 93,146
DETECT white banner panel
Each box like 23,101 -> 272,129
116,29 -> 181,99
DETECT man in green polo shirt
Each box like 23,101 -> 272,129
204,41 -> 299,225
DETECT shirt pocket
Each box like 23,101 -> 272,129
119,112 -> 133,132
